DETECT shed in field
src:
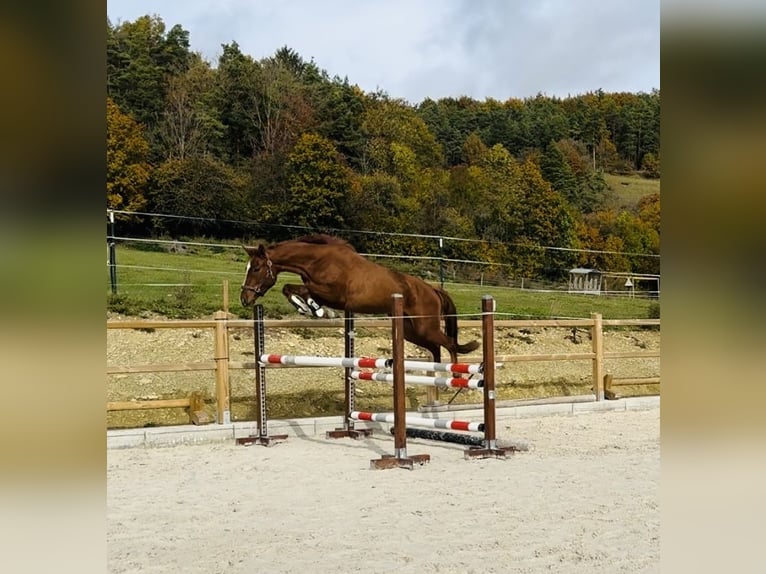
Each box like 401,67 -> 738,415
568,268 -> 602,294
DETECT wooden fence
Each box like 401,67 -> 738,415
107,312 -> 660,424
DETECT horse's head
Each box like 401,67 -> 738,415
240,245 -> 276,306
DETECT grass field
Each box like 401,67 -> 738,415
605,173 -> 660,209
107,244 -> 658,320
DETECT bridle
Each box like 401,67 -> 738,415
241,257 -> 274,296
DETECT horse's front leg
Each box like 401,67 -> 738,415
282,284 -> 330,318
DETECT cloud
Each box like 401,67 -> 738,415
107,0 -> 659,102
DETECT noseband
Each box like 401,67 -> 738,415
240,283 -> 262,295
241,257 -> 274,295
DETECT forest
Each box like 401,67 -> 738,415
107,15 -> 660,280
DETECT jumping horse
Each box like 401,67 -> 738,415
240,234 -> 479,364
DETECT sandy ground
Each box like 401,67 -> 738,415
107,406 -> 659,573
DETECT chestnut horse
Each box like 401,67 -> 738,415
240,234 -> 479,364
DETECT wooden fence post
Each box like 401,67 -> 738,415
591,312 -> 604,401
213,310 -> 231,423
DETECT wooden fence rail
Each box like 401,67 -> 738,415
604,374 -> 661,400
107,312 -> 660,424
106,391 -> 211,424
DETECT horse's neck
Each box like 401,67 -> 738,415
269,243 -> 316,276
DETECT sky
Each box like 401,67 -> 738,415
106,0 -> 660,104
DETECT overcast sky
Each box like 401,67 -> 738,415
107,0 -> 660,104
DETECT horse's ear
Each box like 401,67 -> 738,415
257,244 -> 267,257
243,245 -> 257,257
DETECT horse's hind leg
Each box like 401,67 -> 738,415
406,316 -> 461,365
403,319 -> 442,362
403,319 -> 448,406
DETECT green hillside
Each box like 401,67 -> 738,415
605,174 -> 660,209
107,245 -> 657,320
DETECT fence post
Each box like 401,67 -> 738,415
438,236 -> 445,288
107,210 -> 117,294
213,310 -> 231,423
591,312 -> 604,401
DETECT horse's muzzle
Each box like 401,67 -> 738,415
240,284 -> 261,306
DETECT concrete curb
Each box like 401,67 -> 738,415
107,395 -> 659,449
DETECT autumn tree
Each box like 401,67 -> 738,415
158,56 -> 224,159
107,16 -> 192,158
107,97 -> 151,212
147,156 -> 250,238
462,132 -> 489,165
361,94 -> 444,173
271,133 -> 353,231
509,159 -> 579,277
251,56 -> 316,156
641,152 -> 660,178
580,199 -> 659,275
637,193 -> 660,235
540,139 -> 613,213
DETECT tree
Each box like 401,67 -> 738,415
541,139 -> 613,213
215,44 -> 318,163
361,95 -> 444,173
520,94 -> 570,152
580,201 -> 659,275
275,133 -> 353,230
214,42 -> 261,161
251,56 -> 316,156
510,159 -> 579,277
313,78 -> 366,168
539,141 -> 577,204
580,210 -> 631,271
158,56 -> 224,159
462,132 -> 489,165
107,97 -> 151,211
346,172 -> 402,228
475,144 -> 520,243
107,16 -> 191,130
147,155 -> 250,237
641,152 -> 660,178
596,134 -> 622,173
637,192 -> 660,235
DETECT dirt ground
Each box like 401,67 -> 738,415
107,406 -> 660,573
107,313 -> 660,428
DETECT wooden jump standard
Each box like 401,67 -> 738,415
364,294 -> 430,469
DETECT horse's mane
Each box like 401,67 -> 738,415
293,234 -> 356,251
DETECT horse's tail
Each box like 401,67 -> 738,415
435,287 -> 480,355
